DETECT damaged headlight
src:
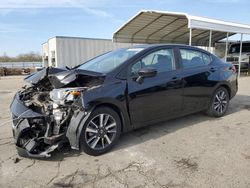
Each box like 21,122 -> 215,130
50,87 -> 86,105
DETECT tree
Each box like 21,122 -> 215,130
0,52 -> 10,62
0,52 -> 42,62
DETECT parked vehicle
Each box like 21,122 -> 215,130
10,44 -> 238,158
226,42 -> 250,72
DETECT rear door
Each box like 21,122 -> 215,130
177,47 -> 216,114
127,47 -> 183,128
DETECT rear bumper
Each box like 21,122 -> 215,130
230,75 -> 238,99
231,82 -> 238,99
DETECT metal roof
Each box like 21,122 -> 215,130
113,10 -> 250,46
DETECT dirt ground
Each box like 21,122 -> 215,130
0,75 -> 250,188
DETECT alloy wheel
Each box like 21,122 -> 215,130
213,90 -> 228,114
85,113 -> 117,150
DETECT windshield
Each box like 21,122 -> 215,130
77,47 -> 144,73
229,43 -> 250,54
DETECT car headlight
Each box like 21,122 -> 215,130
50,87 -> 86,105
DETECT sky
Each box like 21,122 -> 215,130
1,0 -> 250,56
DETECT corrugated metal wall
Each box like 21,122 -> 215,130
42,36 -> 219,68
44,38 -> 57,67
41,42 -> 48,67
55,37 -> 132,68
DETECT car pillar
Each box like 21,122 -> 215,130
238,33 -> 243,78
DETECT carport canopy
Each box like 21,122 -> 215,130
113,10 -> 250,46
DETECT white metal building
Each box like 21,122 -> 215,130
42,36 -> 133,68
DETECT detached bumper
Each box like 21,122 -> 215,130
10,93 -> 45,143
15,143 -> 60,158
10,93 -> 60,158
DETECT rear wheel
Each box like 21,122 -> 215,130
80,106 -> 121,156
206,87 -> 229,117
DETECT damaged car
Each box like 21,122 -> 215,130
10,44 -> 238,158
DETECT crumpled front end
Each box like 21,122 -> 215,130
10,88 -> 84,158
9,67 -> 104,158
11,92 -> 50,158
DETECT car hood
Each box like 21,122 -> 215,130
24,67 -> 105,89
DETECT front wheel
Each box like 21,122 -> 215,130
206,87 -> 230,117
80,106 -> 121,156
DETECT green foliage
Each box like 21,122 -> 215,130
0,52 -> 42,62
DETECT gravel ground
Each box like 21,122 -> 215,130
0,75 -> 250,188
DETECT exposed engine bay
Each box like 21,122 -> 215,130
10,67 -> 104,158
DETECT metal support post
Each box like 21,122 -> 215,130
238,33 -> 243,78
189,28 -> 192,46
224,32 -> 229,61
209,30 -> 212,52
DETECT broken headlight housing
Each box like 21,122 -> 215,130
50,87 -> 86,105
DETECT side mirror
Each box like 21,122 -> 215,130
136,68 -> 157,83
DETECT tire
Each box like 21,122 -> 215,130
80,106 -> 121,156
206,87 -> 230,117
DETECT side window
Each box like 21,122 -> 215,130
130,48 -> 175,76
202,53 -> 212,65
180,49 -> 211,69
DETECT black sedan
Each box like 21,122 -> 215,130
10,44 -> 238,157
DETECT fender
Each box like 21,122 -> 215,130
213,80 -> 236,99
86,97 -> 132,131
66,98 -> 132,150
66,109 -> 93,150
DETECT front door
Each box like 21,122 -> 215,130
127,48 -> 183,128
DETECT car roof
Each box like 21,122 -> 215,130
127,44 -> 190,48
125,44 -> 210,54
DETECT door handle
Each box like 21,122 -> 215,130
171,76 -> 182,81
210,67 -> 218,72
167,76 -> 183,89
